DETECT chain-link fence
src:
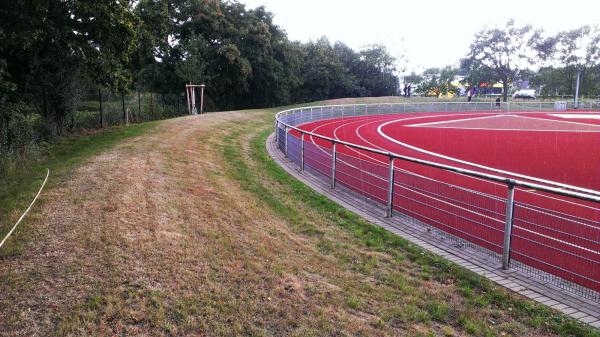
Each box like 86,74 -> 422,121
74,90 -> 188,130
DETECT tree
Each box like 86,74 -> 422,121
543,26 -> 600,100
0,0 -> 139,134
356,45 -> 399,97
464,20 -> 539,101
300,37 -> 352,101
459,58 -> 496,89
403,72 -> 423,87
416,67 -> 458,98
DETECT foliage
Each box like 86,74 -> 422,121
1,0 -> 401,157
531,25 -> 600,97
0,0 -> 139,135
463,20 -> 540,101
133,1 -> 400,110
416,66 -> 458,97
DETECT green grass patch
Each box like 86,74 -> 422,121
0,122 -> 156,256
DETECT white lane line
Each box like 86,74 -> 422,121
550,114 -> 600,120
406,126 -> 600,132
517,114 -> 600,127
408,114 -> 600,132
408,114 -> 505,127
377,118 -> 600,196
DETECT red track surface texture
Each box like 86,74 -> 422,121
288,111 -> 600,292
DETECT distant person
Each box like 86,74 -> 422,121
407,85 -> 412,98
467,89 -> 472,102
403,84 -> 408,97
495,97 -> 501,107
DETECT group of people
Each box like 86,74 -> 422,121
402,84 -> 412,97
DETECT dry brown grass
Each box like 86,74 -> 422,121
0,108 -> 593,336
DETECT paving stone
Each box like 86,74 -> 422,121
579,316 -> 599,324
559,307 -> 578,315
570,311 -> 589,319
550,303 -> 568,311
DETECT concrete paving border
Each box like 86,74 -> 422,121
267,134 -> 600,329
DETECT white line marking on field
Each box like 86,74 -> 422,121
408,114 -> 600,132
377,117 -> 600,196
407,114 -> 505,127
551,114 -> 600,120
519,114 -> 600,127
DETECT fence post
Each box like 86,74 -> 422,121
502,180 -> 516,270
138,91 -> 141,120
98,89 -> 103,128
121,94 -> 127,125
300,132 -> 305,171
284,126 -> 288,158
274,120 -> 279,144
331,141 -> 337,189
386,156 -> 395,218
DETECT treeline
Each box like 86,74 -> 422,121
0,0 -> 399,161
405,21 -> 600,100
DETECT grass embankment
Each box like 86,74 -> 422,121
0,122 -> 156,256
0,99 -> 597,336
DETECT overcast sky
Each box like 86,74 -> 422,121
238,0 -> 598,73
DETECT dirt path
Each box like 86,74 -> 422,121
0,111 -> 277,335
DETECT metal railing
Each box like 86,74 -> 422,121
274,101 -> 600,301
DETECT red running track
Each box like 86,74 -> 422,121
287,111 -> 600,293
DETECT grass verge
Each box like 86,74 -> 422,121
0,122 -> 156,256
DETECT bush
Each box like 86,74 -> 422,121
0,103 -> 48,175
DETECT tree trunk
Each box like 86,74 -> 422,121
502,81 -> 509,102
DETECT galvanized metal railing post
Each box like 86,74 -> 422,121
274,120 -> 279,144
502,180 -> 516,270
331,141 -> 337,189
284,126 -> 289,158
300,132 -> 305,171
386,156 -> 395,218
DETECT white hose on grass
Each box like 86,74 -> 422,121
0,169 -> 50,250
